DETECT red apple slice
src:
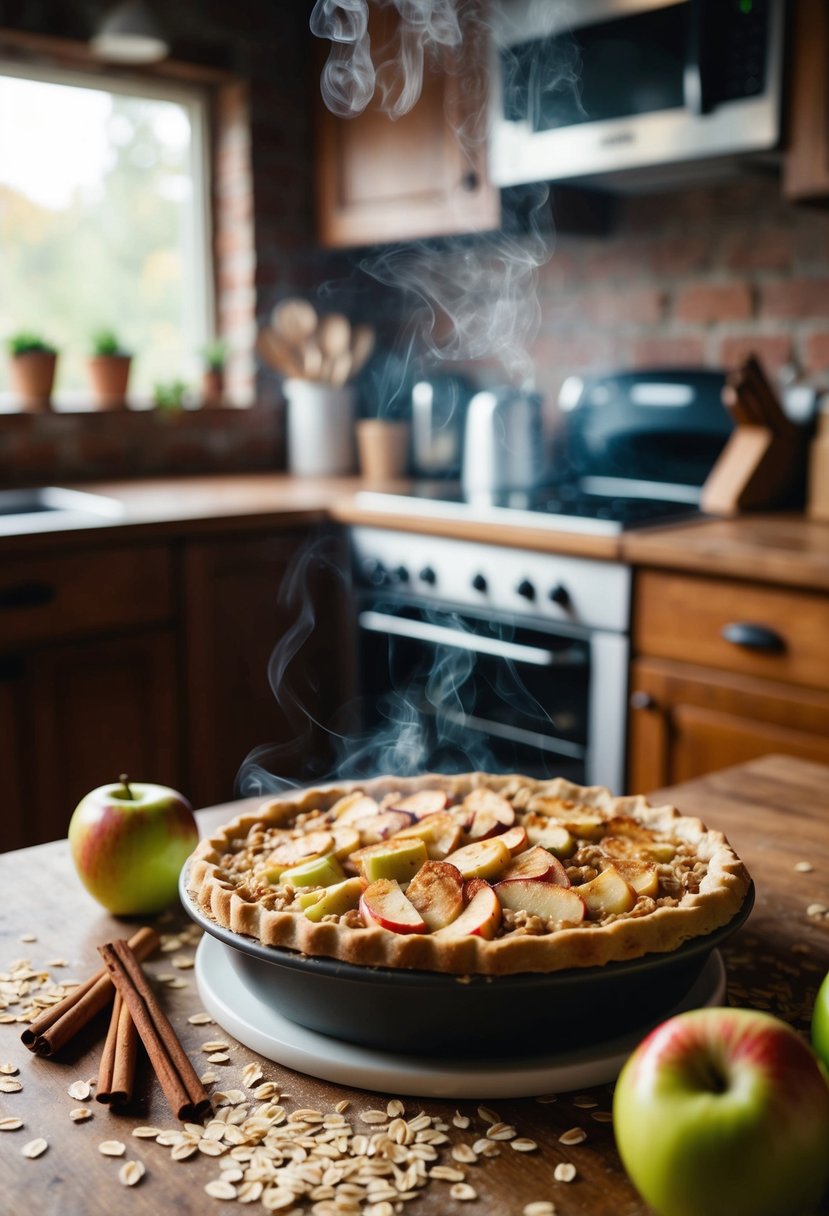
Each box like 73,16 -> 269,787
524,813 -> 575,858
499,825 -> 529,856
577,865 -> 637,918
444,836 -> 512,881
405,861 -> 464,931
359,879 -> 427,934
330,792 -> 381,825
608,857 -> 659,898
265,830 -> 334,873
463,789 -> 516,840
498,845 -> 571,885
495,879 -> 585,925
463,877 -> 492,904
390,789 -> 449,819
391,812 -> 463,860
353,810 -> 415,846
433,884 -> 501,940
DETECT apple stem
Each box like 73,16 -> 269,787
119,774 -> 134,800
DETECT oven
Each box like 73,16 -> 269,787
349,528 -> 631,793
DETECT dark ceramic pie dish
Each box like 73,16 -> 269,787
179,865 -> 754,1057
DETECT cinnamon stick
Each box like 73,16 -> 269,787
96,991 -> 138,1105
21,925 -> 160,1057
98,939 -> 211,1123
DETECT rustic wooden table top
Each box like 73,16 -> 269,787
0,754 -> 827,1216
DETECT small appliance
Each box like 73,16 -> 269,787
461,385 -> 544,497
410,374 -> 471,478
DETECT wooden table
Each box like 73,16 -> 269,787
1,755 -> 827,1216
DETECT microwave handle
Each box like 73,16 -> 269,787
684,0 -> 711,116
357,610 -> 585,669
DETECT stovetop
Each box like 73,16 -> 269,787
355,480 -> 702,536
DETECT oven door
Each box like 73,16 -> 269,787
352,599 -> 593,783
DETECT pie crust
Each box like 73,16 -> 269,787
186,773 -> 751,976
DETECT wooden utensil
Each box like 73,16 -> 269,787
256,329 -> 304,378
349,324 -> 375,377
271,298 -> 318,348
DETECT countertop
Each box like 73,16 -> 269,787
0,754 -> 827,1216
1,473 -> 828,590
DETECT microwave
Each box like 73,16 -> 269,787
489,0 -> 786,189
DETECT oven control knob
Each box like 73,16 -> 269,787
516,578 -> 536,601
472,573 -> 488,593
393,565 -> 410,584
361,558 -> 388,587
549,583 -> 571,609
419,566 -> 437,585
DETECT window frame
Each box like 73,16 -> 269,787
0,58 -> 214,401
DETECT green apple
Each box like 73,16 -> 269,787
280,853 -> 345,889
812,969 -> 829,1073
68,776 -> 198,915
613,1006 -> 829,1216
303,876 -> 364,922
352,838 -> 428,884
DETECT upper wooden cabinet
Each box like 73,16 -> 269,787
784,0 -> 829,201
314,2 -> 500,247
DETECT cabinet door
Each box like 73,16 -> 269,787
628,658 -> 829,793
28,631 -> 181,845
182,530 -> 349,808
314,2 -> 499,246
784,0 -> 829,200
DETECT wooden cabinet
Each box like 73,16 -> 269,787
0,545 -> 180,846
314,1 -> 499,247
181,527 -> 350,809
784,0 -> 829,201
628,569 -> 829,791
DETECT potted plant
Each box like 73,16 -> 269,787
152,379 -> 189,411
201,340 -> 227,407
7,332 -> 58,411
87,329 -> 132,410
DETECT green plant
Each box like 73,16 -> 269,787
203,339 -> 227,372
7,331 -> 57,357
91,328 -> 129,358
152,380 -> 188,411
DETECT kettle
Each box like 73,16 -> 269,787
461,387 -> 544,497
410,374 -> 472,478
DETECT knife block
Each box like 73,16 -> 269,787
701,424 -> 805,515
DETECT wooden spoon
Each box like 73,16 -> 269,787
271,298 -> 318,348
349,324 -> 375,377
256,329 -> 304,378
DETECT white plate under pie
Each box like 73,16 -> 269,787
194,934 -> 727,1099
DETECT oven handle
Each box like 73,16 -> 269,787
358,610 -> 584,668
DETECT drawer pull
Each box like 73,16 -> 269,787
721,622 -> 785,653
0,581 -> 56,610
630,690 -> 658,711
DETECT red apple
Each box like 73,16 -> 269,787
498,844 -> 570,884
433,884 -> 501,940
390,789 -> 449,819
613,1006 -> 829,1216
499,824 -> 529,855
68,776 -> 198,915
359,879 -> 427,934
495,879 -> 585,924
405,861 -> 464,931
463,788 -> 516,840
391,811 -> 463,859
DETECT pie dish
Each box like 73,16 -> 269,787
186,773 -> 751,978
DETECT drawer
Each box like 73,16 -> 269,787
633,570 -> 829,692
0,545 -> 174,649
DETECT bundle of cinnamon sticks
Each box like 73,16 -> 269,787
21,925 -> 210,1122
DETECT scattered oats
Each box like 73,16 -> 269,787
22,1137 -> 48,1158
0,1063 -> 19,1075
119,1160 -> 146,1187
242,1062 -> 263,1088
795,861 -> 814,873
198,1138 -> 227,1157
171,1142 -> 199,1161
573,1096 -> 597,1108
201,1040 -> 230,1052
19,934 -> 36,944
253,1081 -> 279,1100
0,1079 -> 22,1093
511,1138 -> 539,1152
261,1187 -> 296,1210
205,1180 -> 237,1200
46,959 -> 68,968
534,1094 -> 558,1104
358,1108 -> 388,1125
524,1204 -> 556,1216
559,1127 -> 587,1146
477,1105 -> 499,1124
473,1139 -> 500,1158
188,1012 -> 214,1025
554,1163 -> 577,1182
430,1164 -> 466,1182
99,1140 -> 126,1157
452,1144 -> 478,1163
334,1100 -> 350,1114
207,1053 -> 230,1064
0,1117 -> 23,1131
132,1126 -> 163,1139
214,1089 -> 246,1106
452,1111 -> 471,1129
166,977 -> 189,989
807,903 -> 827,918
171,955 -> 194,969
450,1182 -> 477,1201
68,1080 -> 91,1101
201,1071 -> 219,1085
238,1181 -> 264,1204
365,1204 -> 395,1216
69,1108 -> 93,1122
591,1111 -> 614,1124
487,1122 -> 516,1140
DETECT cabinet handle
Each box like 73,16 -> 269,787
0,581 -> 55,610
461,170 -> 480,192
629,690 -> 658,711
721,622 -> 785,653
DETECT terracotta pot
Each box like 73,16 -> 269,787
87,355 -> 131,410
201,368 -> 225,408
8,351 -> 57,412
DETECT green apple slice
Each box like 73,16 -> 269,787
280,853 -> 346,889
303,876 -> 364,922
523,814 -> 575,858
391,811 -> 463,860
351,837 -> 428,884
608,857 -> 660,897
263,829 -> 335,879
577,864 -> 637,918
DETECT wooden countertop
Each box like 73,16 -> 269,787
1,755 -> 827,1215
1,474 -> 828,590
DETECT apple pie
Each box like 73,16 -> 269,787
186,773 -> 751,976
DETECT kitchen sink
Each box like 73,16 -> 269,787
0,486 -> 125,535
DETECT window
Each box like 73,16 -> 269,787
0,62 -> 211,406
